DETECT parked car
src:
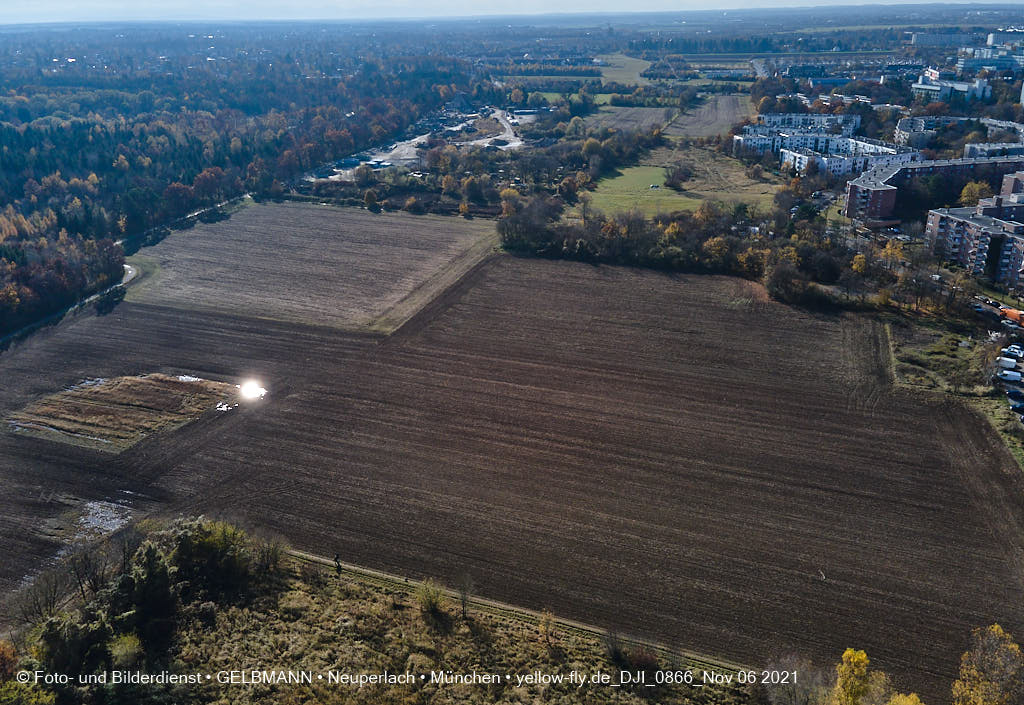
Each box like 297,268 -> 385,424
1008,389 -> 1024,401
1011,403 -> 1024,413
998,370 -> 1022,382
998,357 -> 1020,369
1004,348 -> 1024,359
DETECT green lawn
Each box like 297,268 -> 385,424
597,53 -> 651,86
535,91 -> 614,105
823,201 -> 851,228
586,166 -> 703,216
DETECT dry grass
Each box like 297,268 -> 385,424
174,555 -> 751,705
6,374 -> 234,452
584,106 -> 675,132
448,117 -> 504,143
597,53 -> 651,86
663,95 -> 754,138
641,144 -> 781,210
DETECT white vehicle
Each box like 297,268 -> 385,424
998,357 -> 1019,369
1003,347 -> 1024,359
998,370 -> 1023,382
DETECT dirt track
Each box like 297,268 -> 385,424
2,235 -> 1023,702
585,106 -> 674,132
665,94 -> 754,138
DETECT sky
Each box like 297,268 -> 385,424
0,0 -> 993,24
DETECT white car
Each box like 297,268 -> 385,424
999,370 -> 1023,382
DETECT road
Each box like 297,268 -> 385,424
0,264 -> 136,346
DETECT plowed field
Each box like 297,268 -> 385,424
2,205 -> 1022,703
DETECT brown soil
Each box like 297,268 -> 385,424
1,238 -> 1021,703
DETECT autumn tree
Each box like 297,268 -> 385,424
887,695 -> 925,705
763,654 -> 830,705
353,165 -> 375,188
829,649 -> 873,705
959,181 -> 995,207
826,648 -> 924,705
952,624 -> 1024,705
880,240 -> 904,271
500,188 -> 522,218
461,176 -> 483,203
0,640 -> 16,681
827,648 -> 895,705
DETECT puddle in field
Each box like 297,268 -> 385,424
67,377 -> 107,390
48,499 -> 135,563
77,500 -> 132,535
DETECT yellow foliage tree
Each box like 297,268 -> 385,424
959,180 -> 994,207
702,237 -> 730,269
852,253 -> 867,275
830,648 -> 872,705
737,247 -> 770,278
827,648 -> 893,705
694,200 -> 721,226
887,694 -> 925,705
881,240 -> 904,269
776,245 -> 801,267
952,624 -> 1023,705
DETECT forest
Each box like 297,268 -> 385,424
0,25 -> 484,335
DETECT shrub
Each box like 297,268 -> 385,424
0,682 -> 56,705
37,612 -> 112,678
0,641 -> 16,682
764,262 -> 809,304
252,537 -> 283,576
196,601 -> 218,627
625,645 -> 660,673
12,569 -> 67,627
663,165 -> 692,191
108,634 -> 142,668
415,579 -> 446,617
299,562 -> 327,590
538,610 -> 556,647
173,521 -> 251,602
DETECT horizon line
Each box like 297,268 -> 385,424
0,0 -> 1015,28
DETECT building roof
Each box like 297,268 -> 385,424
849,155 -> 1024,193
